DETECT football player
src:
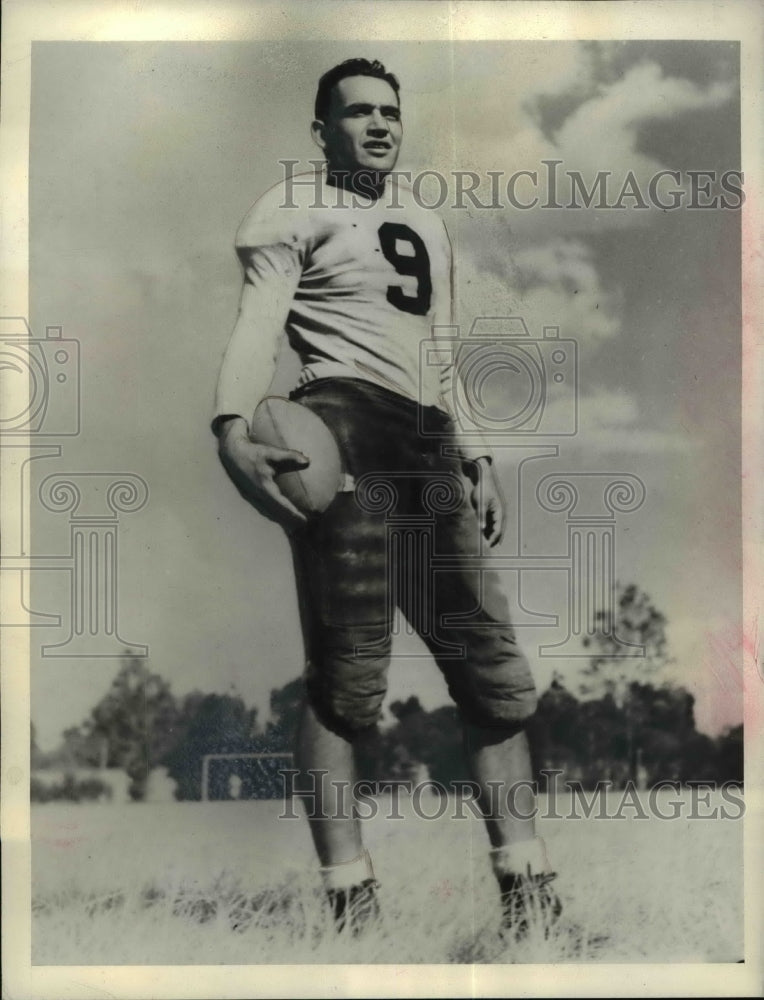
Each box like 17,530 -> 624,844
212,58 -> 561,939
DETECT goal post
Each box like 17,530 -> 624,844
200,751 -> 295,802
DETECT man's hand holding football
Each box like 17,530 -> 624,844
217,417 -> 309,531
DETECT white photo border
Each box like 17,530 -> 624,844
1,2 -> 762,997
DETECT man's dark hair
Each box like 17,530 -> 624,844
314,58 -> 400,121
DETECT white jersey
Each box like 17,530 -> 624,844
213,169 -> 490,461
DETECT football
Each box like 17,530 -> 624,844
250,396 -> 343,515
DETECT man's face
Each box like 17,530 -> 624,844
317,75 -> 402,175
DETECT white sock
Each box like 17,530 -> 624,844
319,849 -> 375,890
490,837 -> 551,879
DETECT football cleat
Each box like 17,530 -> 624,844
325,878 -> 381,936
498,871 -> 562,940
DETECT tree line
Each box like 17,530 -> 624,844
32,663 -> 742,801
31,585 -> 743,801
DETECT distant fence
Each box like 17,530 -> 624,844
31,768 -> 130,803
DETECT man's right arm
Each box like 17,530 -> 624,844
213,240 -> 309,529
213,240 -> 302,433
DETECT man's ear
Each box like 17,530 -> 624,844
311,119 -> 327,152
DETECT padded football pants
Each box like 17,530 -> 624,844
288,377 -> 537,737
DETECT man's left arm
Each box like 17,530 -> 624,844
431,220 -> 505,547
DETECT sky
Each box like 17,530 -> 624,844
26,39 -> 743,750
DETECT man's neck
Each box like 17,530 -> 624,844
325,166 -> 389,201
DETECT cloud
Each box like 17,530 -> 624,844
666,614 -> 743,735
511,239 -> 621,342
446,47 -> 736,365
478,384 -> 698,470
456,238 -> 620,346
552,61 -> 734,183
445,47 -> 736,457
544,387 -> 700,455
437,49 -> 736,237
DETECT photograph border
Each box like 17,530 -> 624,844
1,2 -> 762,997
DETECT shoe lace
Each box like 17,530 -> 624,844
530,871 -> 558,890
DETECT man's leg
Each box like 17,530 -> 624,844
288,474 -> 390,933
420,468 -> 561,935
285,380 -> 442,932
294,698 -> 362,866
463,719 -> 560,936
295,698 -> 379,933
462,721 -> 536,849
420,493 -> 542,854
288,475 -> 388,876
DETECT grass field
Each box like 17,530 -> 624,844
31,789 -> 743,965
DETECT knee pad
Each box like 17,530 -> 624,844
459,687 -> 539,731
437,626 -> 538,729
305,622 -> 391,736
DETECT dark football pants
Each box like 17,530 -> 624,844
289,378 -> 537,738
